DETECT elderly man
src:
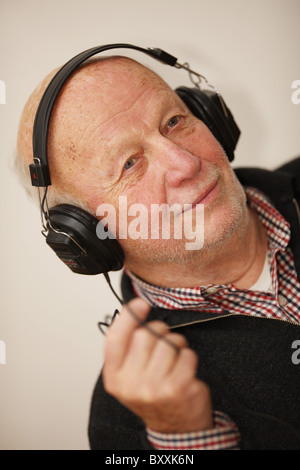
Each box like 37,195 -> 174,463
17,48 -> 300,450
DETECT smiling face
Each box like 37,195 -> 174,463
44,57 -> 247,271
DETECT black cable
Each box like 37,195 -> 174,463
41,186 -> 48,218
101,272 -> 180,353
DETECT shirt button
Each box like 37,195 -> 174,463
278,295 -> 287,307
206,287 -> 219,295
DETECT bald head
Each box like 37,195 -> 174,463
17,56 -> 168,211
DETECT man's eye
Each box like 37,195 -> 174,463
123,157 -> 136,171
167,115 -> 180,129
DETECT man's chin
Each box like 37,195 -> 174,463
121,190 -> 247,267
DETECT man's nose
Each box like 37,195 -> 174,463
156,138 -> 201,188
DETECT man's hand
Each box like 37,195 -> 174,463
102,298 -> 213,434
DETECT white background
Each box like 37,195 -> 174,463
0,0 -> 299,450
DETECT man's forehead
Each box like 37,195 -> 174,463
73,80 -> 182,164
54,58 -> 180,137
45,56 -> 185,178
65,56 -> 168,99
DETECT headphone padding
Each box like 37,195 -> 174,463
48,204 -> 124,273
175,86 -> 240,162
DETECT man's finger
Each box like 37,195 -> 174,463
146,332 -> 189,378
104,298 -> 151,370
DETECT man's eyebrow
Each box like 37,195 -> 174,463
96,90 -> 185,162
100,131 -> 133,167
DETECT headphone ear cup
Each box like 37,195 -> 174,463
46,204 -> 124,275
175,86 -> 240,162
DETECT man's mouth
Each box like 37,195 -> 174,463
185,179 -> 219,212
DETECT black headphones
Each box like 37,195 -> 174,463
30,43 -> 240,276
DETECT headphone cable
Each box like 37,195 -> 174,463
102,272 -> 180,353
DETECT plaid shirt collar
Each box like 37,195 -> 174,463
125,187 -> 291,310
